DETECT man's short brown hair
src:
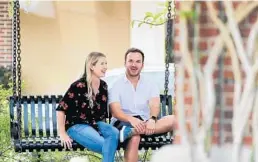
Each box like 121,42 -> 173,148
124,48 -> 145,63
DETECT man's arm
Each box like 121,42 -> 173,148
110,102 -> 131,122
148,81 -> 161,119
149,96 -> 160,118
145,82 -> 160,135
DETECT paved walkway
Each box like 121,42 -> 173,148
150,144 -> 252,162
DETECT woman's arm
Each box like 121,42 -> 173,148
57,111 -> 66,135
57,111 -> 73,149
56,83 -> 78,149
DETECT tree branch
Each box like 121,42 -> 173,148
203,37 -> 223,129
207,1 -> 242,110
132,20 -> 167,27
247,19 -> 258,59
235,1 -> 258,23
253,88 -> 258,162
176,62 -> 189,146
224,1 -> 251,73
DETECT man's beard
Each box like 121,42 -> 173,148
127,69 -> 140,77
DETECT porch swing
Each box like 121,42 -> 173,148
9,0 -> 176,153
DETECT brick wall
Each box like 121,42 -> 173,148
174,1 -> 258,145
0,1 -> 12,68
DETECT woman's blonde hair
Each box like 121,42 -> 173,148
83,52 -> 106,101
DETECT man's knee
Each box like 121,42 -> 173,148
165,115 -> 176,130
155,115 -> 176,133
127,135 -> 141,148
131,135 -> 141,143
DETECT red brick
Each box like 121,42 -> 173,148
240,28 -> 250,37
184,69 -> 189,78
226,97 -> 233,106
224,57 -> 232,66
174,42 -> 180,51
213,70 -> 233,79
200,27 -> 219,37
224,84 -> 234,92
213,70 -> 218,78
184,83 -> 189,92
199,41 -> 208,51
212,136 -> 218,144
224,123 -> 232,132
212,123 -> 219,131
225,135 -> 233,143
184,96 -> 192,105
174,28 -> 179,37
243,136 -> 252,145
233,2 -> 241,9
199,14 -> 209,24
249,13 -> 257,24
214,109 -> 220,118
175,1 -> 180,10
224,70 -> 234,79
200,2 -> 207,11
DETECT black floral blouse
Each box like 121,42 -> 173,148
56,77 -> 108,131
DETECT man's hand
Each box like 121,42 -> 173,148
128,116 -> 145,134
145,119 -> 156,135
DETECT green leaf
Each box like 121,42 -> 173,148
153,12 -> 164,21
144,16 -> 153,21
131,20 -> 135,28
144,12 -> 154,22
138,22 -> 144,27
145,12 -> 153,17
157,17 -> 165,24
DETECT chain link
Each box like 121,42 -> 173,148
12,0 -> 22,152
172,0 -> 176,106
164,0 -> 176,108
12,0 -> 17,98
16,0 -> 22,101
164,1 -> 172,97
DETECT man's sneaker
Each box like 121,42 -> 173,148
120,126 -> 133,143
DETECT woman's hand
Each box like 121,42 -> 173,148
60,132 -> 73,150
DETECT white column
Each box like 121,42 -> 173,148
130,1 -> 166,67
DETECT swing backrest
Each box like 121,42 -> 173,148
9,94 -> 173,152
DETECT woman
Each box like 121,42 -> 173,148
56,52 -> 119,162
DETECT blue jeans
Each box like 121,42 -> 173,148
67,121 -> 119,162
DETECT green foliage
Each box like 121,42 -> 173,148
131,1 -> 168,28
131,1 -> 198,28
0,67 -> 14,161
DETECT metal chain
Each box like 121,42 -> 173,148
164,0 -> 177,108
12,0 -> 17,98
13,0 -> 22,152
164,1 -> 172,97
172,0 -> 176,107
16,0 -> 22,101
16,0 -> 21,141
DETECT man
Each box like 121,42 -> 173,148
108,48 -> 176,162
